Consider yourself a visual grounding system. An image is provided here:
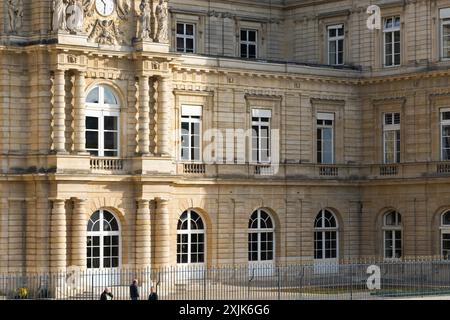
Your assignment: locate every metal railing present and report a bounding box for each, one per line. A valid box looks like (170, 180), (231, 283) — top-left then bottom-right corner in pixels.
(2, 258), (450, 300)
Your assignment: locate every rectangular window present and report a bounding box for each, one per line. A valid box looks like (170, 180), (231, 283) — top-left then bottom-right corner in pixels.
(176, 23), (195, 53)
(384, 16), (401, 67)
(252, 109), (271, 164)
(441, 110), (450, 160)
(86, 115), (119, 157)
(181, 105), (202, 162)
(240, 29), (257, 59)
(384, 230), (402, 259)
(383, 112), (401, 164)
(327, 25), (344, 65)
(317, 113), (334, 164)
(441, 9), (450, 60)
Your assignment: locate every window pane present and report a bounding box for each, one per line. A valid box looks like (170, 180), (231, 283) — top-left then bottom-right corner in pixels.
(176, 23), (184, 35)
(241, 44), (247, 58)
(103, 88), (117, 105)
(104, 116), (118, 131)
(104, 132), (118, 150)
(186, 24), (194, 35)
(186, 39), (194, 52)
(86, 87), (99, 104)
(241, 30), (247, 41)
(177, 37), (185, 52)
(86, 117), (99, 130)
(249, 45), (256, 58)
(86, 131), (99, 149)
(248, 31), (256, 42)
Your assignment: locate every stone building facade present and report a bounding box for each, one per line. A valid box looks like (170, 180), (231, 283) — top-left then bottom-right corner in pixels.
(1, 0), (450, 274)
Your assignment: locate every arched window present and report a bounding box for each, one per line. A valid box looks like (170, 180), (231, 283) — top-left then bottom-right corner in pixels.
(87, 210), (120, 269)
(441, 210), (450, 259)
(314, 209), (338, 260)
(248, 209), (275, 262)
(177, 210), (205, 264)
(85, 85), (120, 157)
(383, 210), (402, 259)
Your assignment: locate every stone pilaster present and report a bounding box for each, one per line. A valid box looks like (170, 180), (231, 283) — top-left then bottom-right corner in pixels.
(73, 71), (87, 154)
(71, 199), (87, 268)
(52, 70), (67, 154)
(138, 75), (151, 155)
(50, 199), (67, 272)
(0, 199), (8, 272)
(157, 75), (173, 157)
(25, 198), (37, 273)
(154, 198), (170, 267)
(136, 199), (151, 268)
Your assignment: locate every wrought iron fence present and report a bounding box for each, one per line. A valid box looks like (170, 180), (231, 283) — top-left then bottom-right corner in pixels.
(1, 258), (450, 300)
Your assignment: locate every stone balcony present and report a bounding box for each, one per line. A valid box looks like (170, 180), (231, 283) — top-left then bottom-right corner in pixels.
(8, 154), (450, 182)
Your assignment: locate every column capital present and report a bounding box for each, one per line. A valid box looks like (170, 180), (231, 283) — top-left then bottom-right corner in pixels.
(73, 198), (88, 205)
(50, 198), (66, 205)
(137, 198), (150, 207)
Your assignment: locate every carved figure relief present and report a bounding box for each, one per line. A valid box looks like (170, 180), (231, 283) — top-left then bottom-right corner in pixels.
(52, 0), (67, 31)
(7, 0), (23, 33)
(66, 1), (84, 33)
(155, 0), (168, 43)
(138, 0), (152, 40)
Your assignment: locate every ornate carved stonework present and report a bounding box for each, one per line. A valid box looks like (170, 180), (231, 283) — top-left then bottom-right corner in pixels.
(7, 0), (23, 33)
(73, 0), (132, 45)
(155, 0), (168, 43)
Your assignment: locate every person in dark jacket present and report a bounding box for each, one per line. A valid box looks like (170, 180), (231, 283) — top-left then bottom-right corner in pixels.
(130, 279), (139, 300)
(100, 287), (113, 300)
(148, 286), (158, 301)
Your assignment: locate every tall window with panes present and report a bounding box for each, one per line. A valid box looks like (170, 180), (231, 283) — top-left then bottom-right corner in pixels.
(181, 105), (202, 162)
(317, 113), (334, 164)
(327, 25), (344, 65)
(383, 113), (401, 164)
(240, 29), (257, 59)
(176, 23), (195, 53)
(384, 16), (401, 67)
(441, 110), (450, 161)
(441, 9), (450, 60)
(252, 109), (271, 164)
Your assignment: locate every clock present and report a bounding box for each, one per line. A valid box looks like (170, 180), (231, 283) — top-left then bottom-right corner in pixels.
(95, 0), (115, 17)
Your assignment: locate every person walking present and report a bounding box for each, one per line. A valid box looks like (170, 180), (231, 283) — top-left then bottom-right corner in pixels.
(148, 286), (158, 301)
(130, 279), (140, 300)
(100, 287), (113, 300)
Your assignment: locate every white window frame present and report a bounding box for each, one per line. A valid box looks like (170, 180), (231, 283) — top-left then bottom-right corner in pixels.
(176, 22), (196, 53)
(440, 9), (450, 60)
(314, 209), (339, 262)
(441, 108), (450, 161)
(248, 209), (275, 264)
(383, 112), (401, 164)
(251, 109), (271, 164)
(383, 211), (402, 260)
(383, 16), (401, 67)
(176, 210), (206, 265)
(86, 85), (121, 157)
(87, 209), (121, 270)
(180, 105), (202, 162)
(441, 210), (450, 260)
(327, 24), (344, 66)
(317, 113), (335, 164)
(240, 29), (258, 59)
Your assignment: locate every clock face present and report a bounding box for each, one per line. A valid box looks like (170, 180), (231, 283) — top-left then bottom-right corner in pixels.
(95, 0), (115, 17)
